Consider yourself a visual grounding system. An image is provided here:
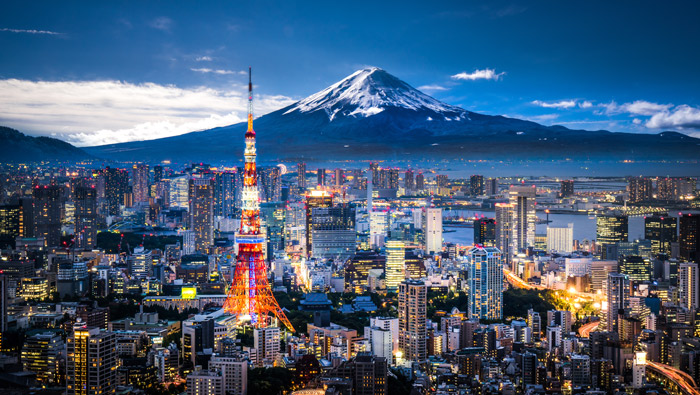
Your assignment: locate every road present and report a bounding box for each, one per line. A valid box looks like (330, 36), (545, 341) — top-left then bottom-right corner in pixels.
(578, 321), (600, 338)
(647, 361), (700, 395)
(503, 267), (545, 290)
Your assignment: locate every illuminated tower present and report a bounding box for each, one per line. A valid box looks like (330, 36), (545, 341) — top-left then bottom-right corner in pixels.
(223, 68), (294, 332)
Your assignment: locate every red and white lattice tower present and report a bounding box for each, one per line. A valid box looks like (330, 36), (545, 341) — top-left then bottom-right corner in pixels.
(223, 67), (294, 332)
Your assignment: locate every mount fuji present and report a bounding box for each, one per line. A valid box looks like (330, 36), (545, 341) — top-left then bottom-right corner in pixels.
(85, 67), (700, 163)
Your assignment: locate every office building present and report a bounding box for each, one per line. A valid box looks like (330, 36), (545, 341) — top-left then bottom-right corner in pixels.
(645, 216), (677, 256)
(679, 214), (700, 262)
(310, 206), (355, 260)
(424, 207), (442, 254)
(547, 310), (572, 333)
(474, 218), (496, 246)
(385, 240), (405, 292)
(470, 175), (484, 196)
(510, 186), (536, 253)
(208, 356), (248, 395)
(398, 279), (427, 363)
(132, 164), (149, 203)
(620, 256), (651, 283)
(182, 317), (215, 365)
(597, 215), (628, 259)
(334, 168), (344, 187)
(571, 354), (591, 386)
(404, 169), (414, 191)
(317, 168), (326, 187)
(305, 191), (333, 256)
(657, 177), (696, 201)
(213, 171), (237, 219)
(495, 203), (514, 263)
(186, 367), (223, 395)
(66, 323), (117, 395)
(485, 178), (498, 196)
(345, 252), (386, 293)
(254, 327), (280, 367)
(297, 162), (306, 189)
(606, 273), (630, 332)
(153, 165), (164, 183)
(74, 186), (97, 249)
(590, 260), (618, 293)
(560, 180), (575, 197)
(33, 185), (62, 247)
(189, 178), (214, 253)
(547, 224), (573, 253)
(467, 246), (503, 321)
(415, 173), (425, 190)
(324, 353), (387, 395)
(679, 262), (699, 310)
(168, 175), (190, 209)
(0, 204), (23, 247)
(104, 167), (129, 216)
(627, 177), (653, 203)
(527, 309), (541, 339)
(259, 166), (282, 202)
(21, 332), (63, 385)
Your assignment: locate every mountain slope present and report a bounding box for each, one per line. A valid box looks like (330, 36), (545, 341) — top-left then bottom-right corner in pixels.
(86, 68), (700, 162)
(0, 126), (91, 163)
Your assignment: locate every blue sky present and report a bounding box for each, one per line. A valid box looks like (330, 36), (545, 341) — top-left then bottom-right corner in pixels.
(1, 0), (700, 146)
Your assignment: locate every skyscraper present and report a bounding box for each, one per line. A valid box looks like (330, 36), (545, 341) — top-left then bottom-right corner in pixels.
(297, 162), (307, 189)
(560, 180), (575, 197)
(679, 262), (699, 310)
(436, 174), (448, 188)
(474, 218), (496, 246)
(310, 206), (355, 260)
(404, 169), (414, 191)
(679, 214), (700, 262)
(317, 168), (326, 187)
(66, 323), (117, 395)
(485, 178), (498, 196)
(606, 273), (630, 332)
(132, 164), (149, 203)
(620, 256), (651, 283)
(495, 203), (514, 264)
(415, 172), (425, 191)
(153, 165), (164, 184)
(424, 207), (442, 255)
(510, 185), (536, 253)
(334, 168), (344, 187)
(74, 186), (97, 249)
(33, 185), (62, 247)
(467, 246), (503, 321)
(0, 204), (23, 247)
(398, 279), (426, 363)
(104, 167), (128, 216)
(597, 215), (629, 259)
(627, 177), (652, 203)
(470, 175), (484, 196)
(189, 178), (214, 253)
(254, 327), (280, 367)
(644, 216), (677, 256)
(385, 240), (405, 292)
(547, 224), (573, 253)
(22, 332), (63, 385)
(305, 191), (333, 256)
(213, 171), (237, 218)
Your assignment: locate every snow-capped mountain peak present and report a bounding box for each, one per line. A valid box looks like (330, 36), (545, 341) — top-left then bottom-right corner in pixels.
(283, 67), (465, 121)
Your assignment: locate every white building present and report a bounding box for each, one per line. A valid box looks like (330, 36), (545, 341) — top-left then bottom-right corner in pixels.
(679, 262), (699, 310)
(370, 317), (399, 355)
(254, 327), (280, 367)
(424, 207), (443, 254)
(209, 356), (248, 395)
(547, 224), (574, 253)
(565, 257), (591, 278)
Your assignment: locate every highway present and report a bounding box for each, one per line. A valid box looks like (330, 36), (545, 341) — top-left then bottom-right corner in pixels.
(503, 267), (545, 290)
(647, 361), (700, 395)
(578, 321), (599, 338)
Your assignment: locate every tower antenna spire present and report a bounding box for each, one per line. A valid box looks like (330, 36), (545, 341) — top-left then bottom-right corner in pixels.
(247, 66), (253, 133)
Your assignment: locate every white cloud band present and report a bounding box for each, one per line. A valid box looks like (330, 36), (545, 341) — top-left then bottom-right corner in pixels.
(451, 68), (505, 81)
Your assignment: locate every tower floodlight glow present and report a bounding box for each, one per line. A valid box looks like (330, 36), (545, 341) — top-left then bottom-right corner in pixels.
(223, 67), (294, 332)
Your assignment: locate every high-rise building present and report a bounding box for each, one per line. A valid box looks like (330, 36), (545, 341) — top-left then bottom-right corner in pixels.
(74, 186), (97, 249)
(679, 262), (699, 310)
(522, 351), (538, 385)
(385, 240), (405, 292)
(597, 215), (629, 259)
(305, 191), (333, 256)
(644, 216), (677, 256)
(132, 164), (149, 203)
(627, 177), (653, 203)
(317, 168), (326, 187)
(297, 162), (307, 189)
(415, 173), (425, 191)
(324, 353), (387, 395)
(571, 354), (591, 387)
(436, 174), (448, 189)
(404, 170), (414, 191)
(620, 256), (651, 283)
(485, 178), (498, 196)
(495, 203), (514, 263)
(22, 332), (63, 385)
(104, 167), (129, 216)
(424, 207), (442, 254)
(186, 367), (222, 395)
(168, 175), (190, 209)
(527, 309), (541, 339)
(213, 171), (237, 218)
(657, 177), (696, 201)
(254, 327), (280, 367)
(189, 178), (214, 253)
(547, 224), (573, 253)
(398, 279), (426, 363)
(560, 180), (575, 198)
(208, 356), (248, 395)
(0, 204), (23, 247)
(470, 175), (484, 196)
(467, 246), (503, 321)
(33, 185), (62, 247)
(310, 206), (355, 260)
(510, 186), (536, 253)
(474, 218), (496, 247)
(66, 323), (117, 395)
(590, 260), (618, 293)
(606, 273), (630, 332)
(153, 165), (164, 184)
(679, 214), (700, 262)
(334, 168), (344, 187)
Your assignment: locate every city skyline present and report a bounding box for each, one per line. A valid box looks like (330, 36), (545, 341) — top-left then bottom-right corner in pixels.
(2, 1), (700, 146)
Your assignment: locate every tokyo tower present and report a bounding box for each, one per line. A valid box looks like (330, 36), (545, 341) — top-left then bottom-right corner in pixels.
(223, 68), (294, 332)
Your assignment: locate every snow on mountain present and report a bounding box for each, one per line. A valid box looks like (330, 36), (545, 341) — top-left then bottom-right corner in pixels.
(283, 67), (466, 121)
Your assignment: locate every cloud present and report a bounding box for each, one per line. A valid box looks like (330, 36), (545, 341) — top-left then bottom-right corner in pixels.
(0, 27), (63, 35)
(196, 56), (213, 62)
(451, 68), (505, 81)
(0, 79), (295, 146)
(579, 101), (593, 109)
(417, 84), (448, 92)
(645, 105), (700, 130)
(190, 68), (245, 75)
(531, 100), (577, 109)
(149, 17), (174, 32)
(602, 100), (673, 116)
